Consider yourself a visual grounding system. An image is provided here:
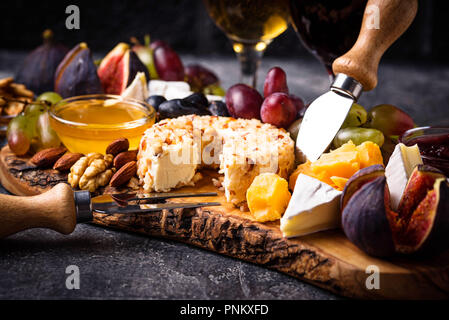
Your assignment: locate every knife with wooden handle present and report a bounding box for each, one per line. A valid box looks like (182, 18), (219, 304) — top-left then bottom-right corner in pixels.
(297, 0), (418, 162)
(0, 183), (220, 238)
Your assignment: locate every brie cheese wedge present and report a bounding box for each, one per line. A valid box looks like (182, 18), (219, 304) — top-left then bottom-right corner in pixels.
(280, 174), (342, 238)
(148, 80), (192, 100)
(385, 143), (423, 210)
(122, 72), (149, 101)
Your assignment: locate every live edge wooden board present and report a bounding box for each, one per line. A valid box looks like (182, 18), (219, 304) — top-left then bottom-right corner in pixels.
(1, 146), (448, 299)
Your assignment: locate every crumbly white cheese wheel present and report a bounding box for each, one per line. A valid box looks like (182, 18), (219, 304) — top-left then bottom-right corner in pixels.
(137, 115), (295, 205)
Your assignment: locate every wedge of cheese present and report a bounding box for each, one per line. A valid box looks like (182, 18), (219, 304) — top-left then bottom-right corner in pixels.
(148, 80), (192, 100)
(121, 72), (149, 101)
(280, 174), (342, 238)
(385, 143), (423, 210)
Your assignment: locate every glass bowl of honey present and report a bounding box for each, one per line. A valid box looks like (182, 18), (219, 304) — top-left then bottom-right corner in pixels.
(49, 95), (156, 154)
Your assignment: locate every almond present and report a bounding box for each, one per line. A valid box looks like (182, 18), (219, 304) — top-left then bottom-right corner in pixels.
(109, 161), (137, 187)
(0, 77), (13, 88)
(53, 153), (84, 171)
(30, 147), (67, 168)
(106, 138), (129, 156)
(114, 150), (138, 169)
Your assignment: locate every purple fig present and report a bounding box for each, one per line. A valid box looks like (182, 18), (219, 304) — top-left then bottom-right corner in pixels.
(342, 164), (449, 257)
(16, 30), (69, 94)
(342, 176), (396, 257)
(54, 43), (102, 98)
(341, 164), (385, 211)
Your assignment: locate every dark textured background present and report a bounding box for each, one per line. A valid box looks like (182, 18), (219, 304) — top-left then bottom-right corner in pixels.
(1, 0), (449, 301)
(0, 0), (447, 63)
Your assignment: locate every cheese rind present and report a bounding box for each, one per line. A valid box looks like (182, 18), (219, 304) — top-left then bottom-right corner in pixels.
(385, 143), (423, 210)
(280, 174), (342, 238)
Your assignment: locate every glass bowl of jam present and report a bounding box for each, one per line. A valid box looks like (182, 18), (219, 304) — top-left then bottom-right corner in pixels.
(49, 95), (156, 154)
(400, 126), (449, 176)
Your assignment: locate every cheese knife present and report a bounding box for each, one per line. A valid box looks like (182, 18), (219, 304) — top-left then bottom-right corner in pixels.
(296, 0), (418, 162)
(0, 183), (220, 238)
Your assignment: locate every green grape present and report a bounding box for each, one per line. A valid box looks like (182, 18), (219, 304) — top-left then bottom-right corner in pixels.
(6, 115), (32, 155)
(36, 112), (61, 149)
(333, 127), (385, 148)
(36, 92), (63, 105)
(341, 103), (367, 128)
(24, 103), (47, 117)
(203, 84), (226, 97)
(138, 48), (159, 80)
(24, 103), (46, 137)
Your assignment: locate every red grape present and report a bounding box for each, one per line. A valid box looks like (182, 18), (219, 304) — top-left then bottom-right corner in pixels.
(150, 40), (168, 51)
(263, 67), (289, 98)
(8, 131), (30, 156)
(7, 115), (31, 156)
(153, 44), (184, 81)
(260, 93), (296, 128)
(225, 84), (263, 120)
(185, 64), (219, 92)
(289, 94), (306, 117)
(365, 104), (415, 137)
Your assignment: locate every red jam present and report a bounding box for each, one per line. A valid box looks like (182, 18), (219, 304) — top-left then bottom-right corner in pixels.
(401, 127), (449, 176)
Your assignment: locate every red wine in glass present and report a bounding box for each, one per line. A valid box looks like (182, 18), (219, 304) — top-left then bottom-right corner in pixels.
(289, 0), (367, 79)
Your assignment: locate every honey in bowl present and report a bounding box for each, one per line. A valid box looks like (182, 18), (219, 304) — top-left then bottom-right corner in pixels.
(49, 95), (155, 154)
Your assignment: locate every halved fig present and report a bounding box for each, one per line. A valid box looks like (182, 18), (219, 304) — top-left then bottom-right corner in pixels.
(341, 164), (385, 211)
(97, 43), (150, 95)
(342, 162), (449, 257)
(395, 177), (449, 255)
(54, 43), (102, 98)
(397, 165), (445, 224)
(342, 176), (396, 257)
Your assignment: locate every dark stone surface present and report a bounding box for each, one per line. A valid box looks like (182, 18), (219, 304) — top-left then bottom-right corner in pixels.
(1, 53), (449, 300)
(1, 0), (448, 64)
(0, 225), (336, 300)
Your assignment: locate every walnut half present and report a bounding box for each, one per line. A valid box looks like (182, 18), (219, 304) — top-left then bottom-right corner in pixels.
(68, 154), (115, 192)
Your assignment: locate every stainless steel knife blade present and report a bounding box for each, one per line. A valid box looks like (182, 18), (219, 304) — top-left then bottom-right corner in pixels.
(90, 193), (220, 215)
(296, 74), (363, 162)
(92, 200), (221, 214)
(296, 90), (354, 162)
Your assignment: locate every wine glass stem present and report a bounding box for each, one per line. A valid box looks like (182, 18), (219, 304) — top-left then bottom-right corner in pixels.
(233, 42), (265, 88)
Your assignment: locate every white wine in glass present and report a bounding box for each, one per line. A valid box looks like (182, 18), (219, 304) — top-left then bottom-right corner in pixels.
(203, 0), (290, 87)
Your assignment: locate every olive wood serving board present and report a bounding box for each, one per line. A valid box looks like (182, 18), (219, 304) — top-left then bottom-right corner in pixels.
(1, 145), (448, 299)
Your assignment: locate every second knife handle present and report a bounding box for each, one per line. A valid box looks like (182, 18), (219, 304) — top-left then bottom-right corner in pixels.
(332, 0), (418, 91)
(0, 183), (77, 238)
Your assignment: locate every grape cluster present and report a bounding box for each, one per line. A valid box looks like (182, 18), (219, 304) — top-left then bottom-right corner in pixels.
(225, 67), (305, 129)
(7, 92), (62, 156)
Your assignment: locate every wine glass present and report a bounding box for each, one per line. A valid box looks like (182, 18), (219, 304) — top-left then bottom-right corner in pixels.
(289, 0), (367, 80)
(202, 0), (290, 87)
